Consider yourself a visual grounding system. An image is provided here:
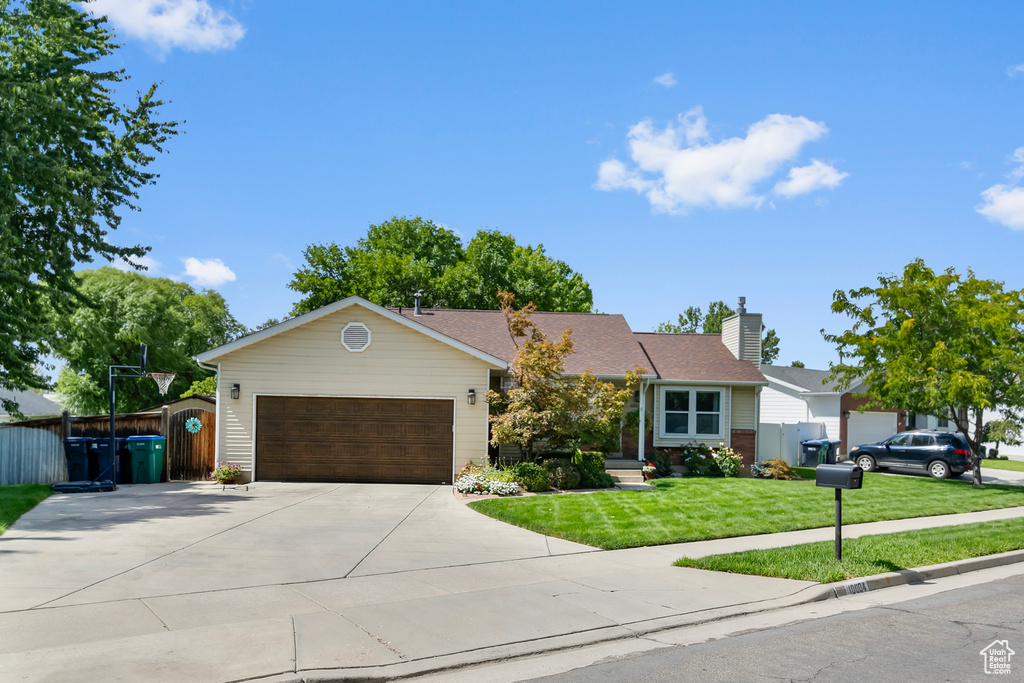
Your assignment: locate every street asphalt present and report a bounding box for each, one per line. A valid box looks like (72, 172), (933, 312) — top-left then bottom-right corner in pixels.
(1, 480), (1024, 682)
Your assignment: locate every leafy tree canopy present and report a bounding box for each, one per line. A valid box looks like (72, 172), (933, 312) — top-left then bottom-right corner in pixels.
(181, 376), (218, 399)
(288, 217), (593, 315)
(656, 301), (781, 365)
(790, 360), (806, 368)
(823, 259), (1024, 486)
(487, 292), (642, 459)
(48, 268), (244, 414)
(0, 0), (178, 417)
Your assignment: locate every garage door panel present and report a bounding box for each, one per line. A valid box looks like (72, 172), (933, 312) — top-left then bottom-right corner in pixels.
(255, 396), (453, 484)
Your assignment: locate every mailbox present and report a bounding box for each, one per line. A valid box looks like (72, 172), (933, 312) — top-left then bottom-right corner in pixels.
(815, 463), (863, 490)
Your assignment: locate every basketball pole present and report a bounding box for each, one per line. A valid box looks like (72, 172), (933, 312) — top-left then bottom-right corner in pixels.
(107, 344), (149, 491)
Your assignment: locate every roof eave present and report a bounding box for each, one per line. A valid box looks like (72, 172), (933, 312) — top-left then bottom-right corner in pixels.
(196, 296), (508, 369)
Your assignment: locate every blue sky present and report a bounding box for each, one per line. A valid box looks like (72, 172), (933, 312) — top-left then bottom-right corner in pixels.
(84, 1), (1024, 369)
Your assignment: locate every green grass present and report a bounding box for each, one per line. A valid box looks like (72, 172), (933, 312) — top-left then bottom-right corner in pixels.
(467, 467), (1024, 550)
(981, 459), (1024, 472)
(675, 517), (1024, 582)
(0, 485), (51, 536)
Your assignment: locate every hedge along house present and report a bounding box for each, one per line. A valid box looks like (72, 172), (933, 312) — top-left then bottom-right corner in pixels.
(195, 295), (768, 484)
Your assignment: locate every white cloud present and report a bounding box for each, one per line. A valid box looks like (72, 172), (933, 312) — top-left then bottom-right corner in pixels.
(977, 185), (1024, 229)
(774, 159), (849, 197)
(182, 257), (236, 286)
(596, 107), (843, 213)
(976, 146), (1024, 229)
(1008, 64), (1024, 77)
(85, 0), (245, 53)
(111, 254), (161, 272)
(653, 72), (677, 87)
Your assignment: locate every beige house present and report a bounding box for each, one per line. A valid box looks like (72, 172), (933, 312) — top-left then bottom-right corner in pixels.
(195, 295), (768, 484)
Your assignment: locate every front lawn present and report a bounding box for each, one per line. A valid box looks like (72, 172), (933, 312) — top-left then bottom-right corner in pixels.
(0, 485), (51, 536)
(467, 468), (1024, 550)
(981, 459), (1024, 472)
(675, 517), (1024, 582)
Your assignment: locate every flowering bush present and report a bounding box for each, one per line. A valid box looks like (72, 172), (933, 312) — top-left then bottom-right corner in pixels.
(641, 463), (656, 474)
(210, 462), (242, 484)
(454, 473), (520, 496)
(714, 447), (742, 478)
(681, 443), (720, 476)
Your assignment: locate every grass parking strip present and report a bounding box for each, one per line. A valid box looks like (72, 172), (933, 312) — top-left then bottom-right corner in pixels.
(981, 459), (1024, 473)
(467, 468), (1024, 550)
(0, 484), (51, 536)
(674, 517), (1024, 582)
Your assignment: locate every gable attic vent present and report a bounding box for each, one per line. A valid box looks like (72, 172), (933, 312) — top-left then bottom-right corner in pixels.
(341, 322), (371, 352)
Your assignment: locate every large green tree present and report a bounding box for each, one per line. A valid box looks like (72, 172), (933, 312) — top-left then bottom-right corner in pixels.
(288, 217), (593, 315)
(823, 259), (1024, 486)
(656, 301), (781, 365)
(48, 268), (244, 414)
(0, 0), (178, 416)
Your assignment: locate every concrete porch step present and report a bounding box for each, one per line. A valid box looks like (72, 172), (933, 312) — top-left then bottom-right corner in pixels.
(605, 469), (646, 484)
(603, 458), (643, 470)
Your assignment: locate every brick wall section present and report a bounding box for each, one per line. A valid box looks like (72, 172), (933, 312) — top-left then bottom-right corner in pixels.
(730, 428), (757, 476)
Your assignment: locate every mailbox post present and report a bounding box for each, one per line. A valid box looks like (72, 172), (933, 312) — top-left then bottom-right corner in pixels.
(815, 464), (864, 561)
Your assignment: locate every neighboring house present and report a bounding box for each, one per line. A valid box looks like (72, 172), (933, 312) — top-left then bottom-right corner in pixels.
(194, 295), (767, 484)
(137, 395), (216, 415)
(0, 388), (62, 424)
(757, 365), (958, 461)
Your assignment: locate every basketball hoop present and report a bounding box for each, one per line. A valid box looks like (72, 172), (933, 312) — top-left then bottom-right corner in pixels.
(149, 373), (176, 396)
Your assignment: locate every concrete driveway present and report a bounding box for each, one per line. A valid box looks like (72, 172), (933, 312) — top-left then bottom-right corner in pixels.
(0, 482), (593, 612)
(0, 482), (824, 682)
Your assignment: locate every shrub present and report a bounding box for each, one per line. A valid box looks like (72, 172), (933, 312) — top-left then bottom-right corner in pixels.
(681, 444), (722, 477)
(579, 469), (616, 489)
(755, 458), (799, 480)
(714, 447), (742, 478)
(654, 452), (674, 477)
(571, 450), (605, 478)
(543, 458), (581, 489)
(508, 462), (551, 492)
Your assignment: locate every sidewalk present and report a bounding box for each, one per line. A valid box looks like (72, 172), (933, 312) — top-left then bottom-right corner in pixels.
(3, 504), (1024, 683)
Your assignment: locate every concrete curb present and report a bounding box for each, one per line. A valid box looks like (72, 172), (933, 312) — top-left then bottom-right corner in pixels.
(250, 549), (1024, 683)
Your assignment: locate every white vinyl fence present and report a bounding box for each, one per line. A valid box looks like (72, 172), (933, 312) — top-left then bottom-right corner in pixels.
(0, 426), (66, 485)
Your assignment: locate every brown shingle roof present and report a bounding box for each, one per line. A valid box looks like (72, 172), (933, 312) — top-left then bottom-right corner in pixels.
(394, 308), (650, 376)
(635, 333), (768, 383)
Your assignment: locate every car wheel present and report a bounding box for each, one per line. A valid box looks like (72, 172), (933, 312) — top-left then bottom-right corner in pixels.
(928, 460), (951, 479)
(856, 455), (877, 472)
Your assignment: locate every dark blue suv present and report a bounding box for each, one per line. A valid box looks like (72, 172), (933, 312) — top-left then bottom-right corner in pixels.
(848, 430), (972, 479)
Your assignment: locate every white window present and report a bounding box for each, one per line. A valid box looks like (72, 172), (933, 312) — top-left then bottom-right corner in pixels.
(660, 387), (724, 438)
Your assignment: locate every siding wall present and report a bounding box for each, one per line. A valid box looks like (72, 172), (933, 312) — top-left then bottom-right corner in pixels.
(215, 305), (500, 480)
(806, 395), (841, 441)
(759, 385), (808, 424)
(721, 314), (763, 367)
(731, 386), (756, 430)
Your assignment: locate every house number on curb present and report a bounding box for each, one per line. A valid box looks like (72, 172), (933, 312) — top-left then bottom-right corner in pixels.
(844, 580), (869, 595)
(185, 417), (202, 434)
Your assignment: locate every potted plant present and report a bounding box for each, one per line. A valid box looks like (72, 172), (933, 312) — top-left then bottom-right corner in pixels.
(211, 461), (242, 485)
(642, 462), (657, 480)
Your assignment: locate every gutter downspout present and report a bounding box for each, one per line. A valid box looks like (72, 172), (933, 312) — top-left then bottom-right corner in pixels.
(638, 379), (647, 461)
(754, 384), (762, 464)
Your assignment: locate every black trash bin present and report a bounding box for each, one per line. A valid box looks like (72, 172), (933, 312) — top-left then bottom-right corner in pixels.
(62, 437), (92, 481)
(90, 438), (130, 484)
(801, 439), (841, 466)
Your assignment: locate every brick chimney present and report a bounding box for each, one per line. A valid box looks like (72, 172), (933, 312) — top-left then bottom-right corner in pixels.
(721, 296), (762, 368)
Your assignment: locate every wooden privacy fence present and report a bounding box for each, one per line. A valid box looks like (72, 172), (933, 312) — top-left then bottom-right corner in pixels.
(167, 408), (215, 480)
(0, 408), (216, 484)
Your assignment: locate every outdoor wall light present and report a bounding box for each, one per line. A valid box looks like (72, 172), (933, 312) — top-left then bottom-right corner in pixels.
(467, 388), (476, 405)
(231, 383), (240, 400)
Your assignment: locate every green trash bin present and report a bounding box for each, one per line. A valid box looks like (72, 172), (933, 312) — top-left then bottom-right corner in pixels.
(126, 435), (166, 484)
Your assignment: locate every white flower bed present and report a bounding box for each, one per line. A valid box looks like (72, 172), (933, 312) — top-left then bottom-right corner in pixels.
(454, 473), (520, 496)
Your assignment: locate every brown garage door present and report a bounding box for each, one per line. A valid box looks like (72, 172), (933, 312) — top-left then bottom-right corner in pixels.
(255, 396), (453, 484)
